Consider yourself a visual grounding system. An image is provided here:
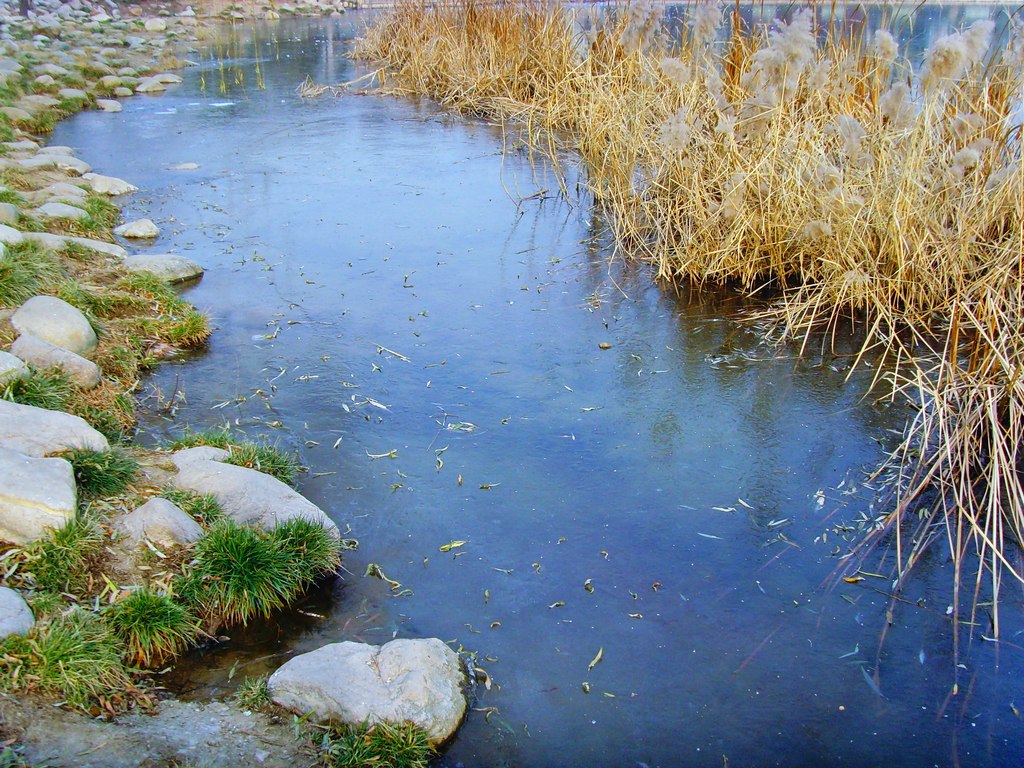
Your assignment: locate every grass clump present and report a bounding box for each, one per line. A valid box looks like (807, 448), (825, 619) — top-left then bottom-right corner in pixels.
(224, 443), (301, 486)
(159, 488), (226, 528)
(0, 609), (131, 710)
(103, 589), (199, 666)
(1, 367), (73, 411)
(168, 426), (234, 451)
(24, 514), (103, 594)
(0, 241), (63, 306)
(318, 721), (434, 768)
(60, 447), (139, 501)
(179, 518), (341, 629)
(234, 674), (270, 711)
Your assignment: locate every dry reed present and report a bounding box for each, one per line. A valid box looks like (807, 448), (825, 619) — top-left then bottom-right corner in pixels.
(353, 1), (1024, 645)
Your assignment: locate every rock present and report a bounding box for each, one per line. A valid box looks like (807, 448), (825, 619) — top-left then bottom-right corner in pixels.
(95, 98), (122, 112)
(16, 94), (59, 112)
(36, 201), (88, 220)
(23, 232), (127, 259)
(18, 154), (92, 175)
(82, 172), (137, 196)
(113, 86), (133, 98)
(0, 350), (28, 386)
(154, 72), (182, 84)
(3, 140), (38, 153)
(0, 203), (17, 224)
(0, 399), (108, 457)
(38, 63), (69, 77)
(0, 106), (32, 122)
(0, 225), (24, 245)
(0, 446), (76, 544)
(0, 587), (34, 638)
(134, 77), (165, 94)
(98, 75), (122, 89)
(122, 254), (203, 284)
(172, 451), (338, 534)
(143, 18), (166, 32)
(267, 638), (467, 745)
(37, 181), (87, 200)
(34, 74), (56, 87)
(11, 295), (97, 356)
(119, 498), (202, 548)
(114, 218), (159, 239)
(57, 87), (88, 101)
(10, 333), (101, 388)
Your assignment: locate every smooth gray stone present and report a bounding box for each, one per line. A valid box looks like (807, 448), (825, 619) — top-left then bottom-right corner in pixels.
(23, 231), (127, 259)
(114, 218), (159, 239)
(0, 398), (108, 457)
(0, 350), (28, 386)
(11, 294), (97, 356)
(36, 201), (88, 220)
(120, 497), (203, 548)
(122, 254), (203, 284)
(0, 446), (76, 544)
(11, 333), (101, 388)
(0, 586), (34, 638)
(268, 638), (466, 745)
(81, 172), (137, 195)
(172, 450), (338, 534)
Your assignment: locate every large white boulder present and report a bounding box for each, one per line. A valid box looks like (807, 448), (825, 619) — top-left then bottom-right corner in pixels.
(11, 295), (97, 356)
(268, 638), (467, 745)
(0, 398), (108, 456)
(0, 446), (76, 544)
(10, 333), (101, 389)
(172, 449), (338, 534)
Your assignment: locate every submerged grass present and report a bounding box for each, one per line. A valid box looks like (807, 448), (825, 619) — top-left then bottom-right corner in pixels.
(355, 1), (1024, 645)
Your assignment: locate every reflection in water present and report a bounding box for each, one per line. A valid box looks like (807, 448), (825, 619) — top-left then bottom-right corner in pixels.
(53, 10), (1024, 768)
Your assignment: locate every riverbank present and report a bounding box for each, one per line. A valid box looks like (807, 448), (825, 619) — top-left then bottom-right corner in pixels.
(0, 3), (333, 765)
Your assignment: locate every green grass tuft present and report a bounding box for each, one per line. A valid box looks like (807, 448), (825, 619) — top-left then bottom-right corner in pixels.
(0, 241), (64, 306)
(103, 589), (199, 667)
(318, 721), (434, 768)
(0, 608), (131, 710)
(25, 514), (103, 594)
(167, 426), (234, 451)
(179, 518), (340, 629)
(273, 517), (343, 583)
(179, 520), (298, 627)
(60, 447), (139, 500)
(234, 675), (270, 711)
(159, 488), (225, 528)
(225, 443), (301, 486)
(2, 367), (73, 411)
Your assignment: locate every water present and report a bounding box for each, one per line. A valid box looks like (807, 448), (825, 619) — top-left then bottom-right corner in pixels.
(53, 11), (1024, 768)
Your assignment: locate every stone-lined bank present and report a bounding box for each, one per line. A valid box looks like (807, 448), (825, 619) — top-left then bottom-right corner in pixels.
(0, 2), (467, 764)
